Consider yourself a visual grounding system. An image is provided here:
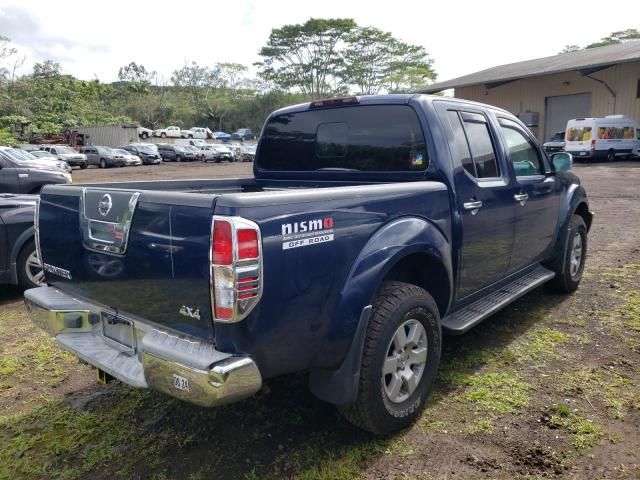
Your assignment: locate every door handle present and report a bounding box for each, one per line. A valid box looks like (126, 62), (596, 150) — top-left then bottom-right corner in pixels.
(463, 200), (483, 214)
(514, 193), (529, 204)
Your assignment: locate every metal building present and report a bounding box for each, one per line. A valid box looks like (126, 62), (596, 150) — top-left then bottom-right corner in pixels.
(419, 41), (640, 142)
(74, 124), (139, 148)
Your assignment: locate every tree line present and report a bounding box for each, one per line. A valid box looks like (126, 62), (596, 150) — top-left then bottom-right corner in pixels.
(0, 18), (436, 144)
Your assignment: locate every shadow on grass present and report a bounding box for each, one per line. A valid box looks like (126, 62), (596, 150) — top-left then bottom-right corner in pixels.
(0, 287), (573, 480)
(0, 285), (24, 306)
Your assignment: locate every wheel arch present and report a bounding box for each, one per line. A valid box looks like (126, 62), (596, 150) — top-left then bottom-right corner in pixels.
(309, 216), (452, 405)
(9, 227), (35, 284)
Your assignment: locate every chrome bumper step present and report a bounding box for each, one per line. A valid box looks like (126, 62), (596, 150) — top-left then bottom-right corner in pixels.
(24, 286), (262, 408)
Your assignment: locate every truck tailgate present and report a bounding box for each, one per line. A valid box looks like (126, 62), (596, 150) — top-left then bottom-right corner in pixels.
(38, 186), (217, 341)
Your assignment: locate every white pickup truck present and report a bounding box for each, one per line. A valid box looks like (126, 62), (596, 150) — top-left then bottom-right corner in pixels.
(153, 126), (181, 138)
(181, 127), (212, 139)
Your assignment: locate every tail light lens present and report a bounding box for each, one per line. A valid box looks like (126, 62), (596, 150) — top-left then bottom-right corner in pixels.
(591, 139), (596, 151)
(210, 217), (262, 323)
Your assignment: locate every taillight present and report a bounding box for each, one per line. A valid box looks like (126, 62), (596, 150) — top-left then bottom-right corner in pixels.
(591, 139), (596, 151)
(210, 217), (262, 323)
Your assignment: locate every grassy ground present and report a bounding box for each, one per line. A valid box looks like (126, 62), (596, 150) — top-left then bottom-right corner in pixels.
(1, 161), (639, 479)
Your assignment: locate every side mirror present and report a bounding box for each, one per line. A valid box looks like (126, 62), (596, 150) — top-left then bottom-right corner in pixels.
(551, 152), (572, 173)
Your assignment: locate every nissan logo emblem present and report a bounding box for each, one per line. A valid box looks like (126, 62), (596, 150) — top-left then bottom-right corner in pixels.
(98, 193), (113, 217)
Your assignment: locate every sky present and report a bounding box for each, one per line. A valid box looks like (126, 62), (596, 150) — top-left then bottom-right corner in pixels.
(1, 0), (639, 85)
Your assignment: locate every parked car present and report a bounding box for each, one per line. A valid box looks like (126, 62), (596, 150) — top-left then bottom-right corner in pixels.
(230, 128), (255, 141)
(39, 145), (88, 169)
(239, 144), (257, 162)
(0, 146), (72, 193)
(138, 127), (154, 139)
(226, 143), (243, 161)
(565, 115), (639, 161)
(157, 144), (196, 162)
(25, 94), (592, 436)
(79, 146), (125, 168)
(0, 194), (44, 289)
(120, 144), (162, 165)
(15, 149), (72, 173)
(181, 127), (213, 139)
(112, 149), (142, 166)
(212, 131), (231, 142)
(153, 126), (181, 138)
(200, 144), (233, 162)
(543, 131), (565, 154)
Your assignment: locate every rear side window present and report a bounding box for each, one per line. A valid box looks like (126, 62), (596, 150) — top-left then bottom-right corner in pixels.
(445, 110), (475, 176)
(460, 112), (499, 178)
(259, 105), (428, 171)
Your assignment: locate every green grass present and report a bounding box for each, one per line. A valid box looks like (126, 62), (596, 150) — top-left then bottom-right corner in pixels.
(547, 405), (605, 450)
(461, 372), (532, 413)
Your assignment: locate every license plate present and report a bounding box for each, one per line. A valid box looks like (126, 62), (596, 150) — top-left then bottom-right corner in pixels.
(102, 313), (135, 350)
(173, 374), (190, 392)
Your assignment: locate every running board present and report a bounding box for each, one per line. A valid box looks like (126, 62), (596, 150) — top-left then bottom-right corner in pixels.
(442, 266), (555, 334)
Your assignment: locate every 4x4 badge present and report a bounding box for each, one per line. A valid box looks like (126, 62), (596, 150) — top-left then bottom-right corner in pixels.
(98, 194), (112, 217)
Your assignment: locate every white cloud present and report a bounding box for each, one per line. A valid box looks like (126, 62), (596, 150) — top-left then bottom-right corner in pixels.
(1, 0), (638, 83)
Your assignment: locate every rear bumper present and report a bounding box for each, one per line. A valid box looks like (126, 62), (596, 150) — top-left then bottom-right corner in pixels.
(24, 286), (262, 407)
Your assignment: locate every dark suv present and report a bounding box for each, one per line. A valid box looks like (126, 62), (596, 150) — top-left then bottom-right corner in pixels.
(79, 146), (125, 168)
(0, 147), (71, 194)
(230, 128), (255, 141)
(120, 144), (162, 165)
(156, 144), (196, 162)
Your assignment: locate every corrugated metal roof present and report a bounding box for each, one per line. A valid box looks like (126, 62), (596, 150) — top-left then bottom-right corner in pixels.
(418, 40), (640, 93)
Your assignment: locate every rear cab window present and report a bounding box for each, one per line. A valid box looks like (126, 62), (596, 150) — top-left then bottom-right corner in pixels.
(258, 104), (428, 172)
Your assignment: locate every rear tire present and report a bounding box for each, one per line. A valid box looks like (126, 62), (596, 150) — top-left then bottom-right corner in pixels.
(607, 150), (615, 162)
(80, 162), (88, 169)
(161, 132), (167, 138)
(547, 215), (587, 293)
(176, 155), (182, 162)
(338, 281), (441, 435)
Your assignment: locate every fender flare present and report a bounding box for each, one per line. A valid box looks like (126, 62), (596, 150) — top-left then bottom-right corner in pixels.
(544, 184), (592, 274)
(9, 226), (35, 284)
(309, 216), (452, 405)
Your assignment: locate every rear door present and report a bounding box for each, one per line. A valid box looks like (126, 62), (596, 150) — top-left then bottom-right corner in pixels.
(498, 117), (563, 270)
(436, 103), (515, 298)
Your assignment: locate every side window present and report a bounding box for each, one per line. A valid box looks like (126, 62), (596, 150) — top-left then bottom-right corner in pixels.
(445, 110), (475, 177)
(461, 112), (499, 178)
(499, 120), (543, 177)
(0, 151), (10, 167)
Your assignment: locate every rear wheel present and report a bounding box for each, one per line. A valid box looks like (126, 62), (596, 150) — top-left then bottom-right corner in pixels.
(141, 132), (149, 139)
(338, 281), (441, 435)
(161, 132), (167, 138)
(176, 155), (182, 162)
(548, 215), (587, 293)
(607, 150), (616, 162)
(80, 162), (88, 169)
(17, 240), (45, 289)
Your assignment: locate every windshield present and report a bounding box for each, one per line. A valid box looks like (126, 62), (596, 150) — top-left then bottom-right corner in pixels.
(8, 149), (36, 161)
(141, 145), (158, 153)
(57, 146), (77, 155)
(259, 104), (428, 172)
(566, 126), (592, 142)
(551, 132), (564, 141)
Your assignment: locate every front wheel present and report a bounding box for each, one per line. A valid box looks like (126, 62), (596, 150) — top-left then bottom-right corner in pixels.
(339, 281), (441, 435)
(547, 215), (587, 293)
(141, 132), (149, 139)
(176, 155), (182, 162)
(161, 132), (167, 138)
(100, 159), (106, 169)
(17, 240), (45, 289)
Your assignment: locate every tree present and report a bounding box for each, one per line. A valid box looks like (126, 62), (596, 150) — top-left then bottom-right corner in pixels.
(0, 36), (17, 81)
(256, 18), (357, 98)
(118, 62), (156, 93)
(559, 44), (581, 54)
(586, 28), (640, 48)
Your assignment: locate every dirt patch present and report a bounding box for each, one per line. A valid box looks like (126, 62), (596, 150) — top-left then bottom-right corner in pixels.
(1, 160), (639, 479)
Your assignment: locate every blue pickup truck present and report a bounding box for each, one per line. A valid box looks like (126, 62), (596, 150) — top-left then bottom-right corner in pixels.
(25, 95), (592, 434)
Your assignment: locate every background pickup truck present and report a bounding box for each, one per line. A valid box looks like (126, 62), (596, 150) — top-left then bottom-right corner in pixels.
(26, 94), (592, 435)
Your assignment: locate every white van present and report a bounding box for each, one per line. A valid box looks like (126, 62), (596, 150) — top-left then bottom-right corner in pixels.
(564, 115), (639, 161)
